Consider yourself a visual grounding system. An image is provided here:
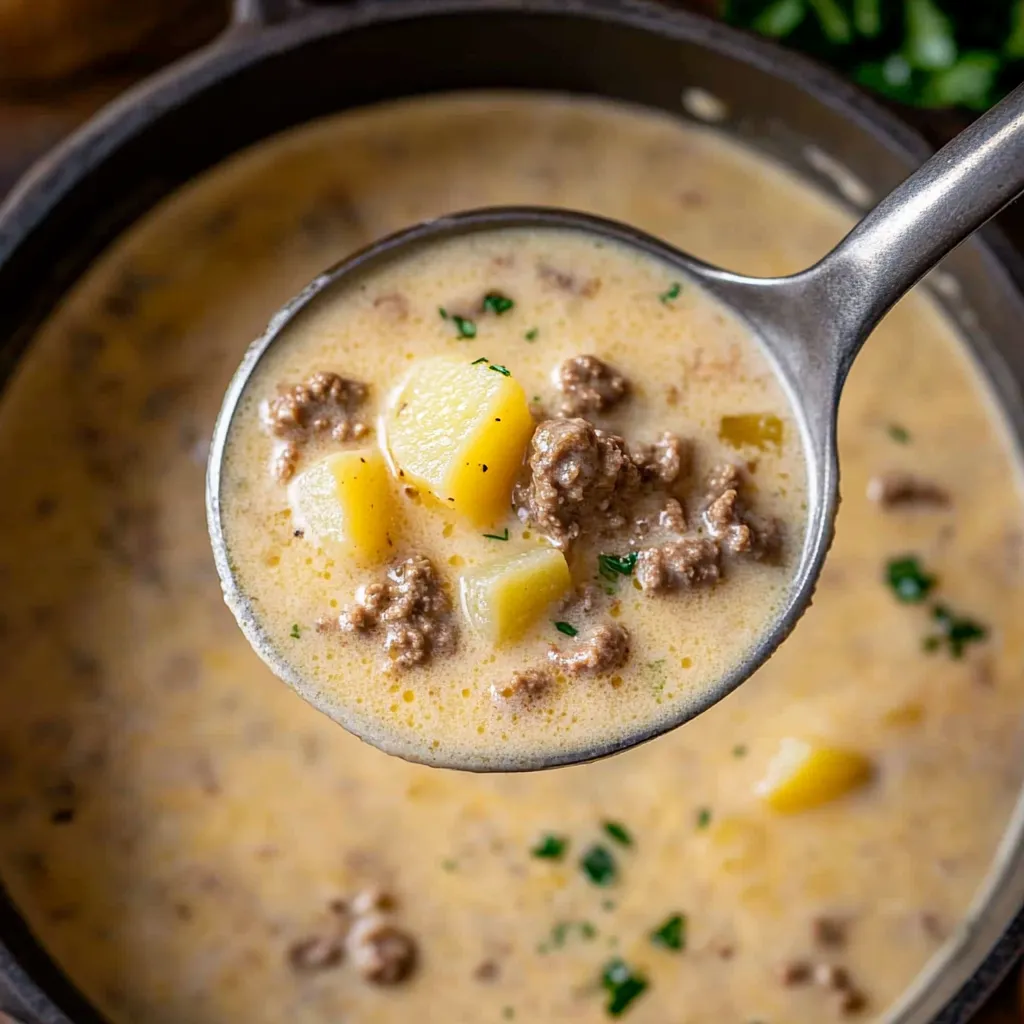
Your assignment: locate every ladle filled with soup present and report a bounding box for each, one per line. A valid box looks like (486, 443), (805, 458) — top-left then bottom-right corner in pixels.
(214, 225), (809, 770)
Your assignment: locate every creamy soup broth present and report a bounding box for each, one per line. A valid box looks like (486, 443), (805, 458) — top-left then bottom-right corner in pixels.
(0, 95), (1021, 1024)
(219, 226), (806, 768)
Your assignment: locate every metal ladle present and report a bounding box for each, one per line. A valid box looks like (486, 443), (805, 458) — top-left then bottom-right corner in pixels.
(207, 83), (1024, 772)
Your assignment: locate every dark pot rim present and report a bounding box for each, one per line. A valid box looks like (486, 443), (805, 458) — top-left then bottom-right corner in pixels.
(0, 3), (1022, 1023)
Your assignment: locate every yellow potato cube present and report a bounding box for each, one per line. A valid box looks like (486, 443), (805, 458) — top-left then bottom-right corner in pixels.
(288, 449), (395, 564)
(755, 738), (873, 814)
(385, 356), (535, 525)
(460, 547), (571, 645)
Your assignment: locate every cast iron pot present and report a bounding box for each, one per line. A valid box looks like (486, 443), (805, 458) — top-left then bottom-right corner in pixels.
(1, 1), (1024, 1021)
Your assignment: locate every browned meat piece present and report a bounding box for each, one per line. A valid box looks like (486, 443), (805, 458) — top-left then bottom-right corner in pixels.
(538, 262), (601, 297)
(779, 960), (813, 986)
(631, 432), (691, 485)
(288, 934), (343, 972)
(701, 462), (782, 560)
(339, 555), (456, 670)
(837, 988), (867, 1014)
(812, 916), (847, 948)
(560, 584), (600, 615)
(555, 355), (629, 416)
(814, 964), (851, 990)
(261, 370), (370, 481)
(513, 418), (639, 549)
(492, 666), (553, 704)
(549, 622), (630, 675)
(658, 498), (687, 534)
(636, 538), (721, 592)
(867, 472), (950, 508)
(346, 916), (417, 985)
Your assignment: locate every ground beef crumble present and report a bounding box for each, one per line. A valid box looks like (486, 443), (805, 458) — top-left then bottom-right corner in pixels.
(867, 472), (950, 508)
(636, 537), (721, 592)
(549, 622), (630, 675)
(701, 462), (782, 560)
(555, 355), (629, 417)
(631, 431), (691, 486)
(338, 555), (456, 670)
(261, 370), (370, 482)
(513, 418), (640, 549)
(491, 666), (553, 705)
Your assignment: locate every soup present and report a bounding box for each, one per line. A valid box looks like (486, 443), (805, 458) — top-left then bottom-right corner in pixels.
(0, 94), (1021, 1024)
(217, 226), (807, 768)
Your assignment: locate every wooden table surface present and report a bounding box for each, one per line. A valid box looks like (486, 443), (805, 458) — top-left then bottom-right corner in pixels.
(0, 7), (1020, 1023)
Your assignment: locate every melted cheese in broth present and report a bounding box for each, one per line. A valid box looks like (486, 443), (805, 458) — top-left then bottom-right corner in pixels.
(0, 94), (1020, 1024)
(219, 227), (807, 768)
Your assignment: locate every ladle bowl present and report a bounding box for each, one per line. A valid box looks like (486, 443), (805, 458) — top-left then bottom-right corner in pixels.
(207, 81), (1024, 772)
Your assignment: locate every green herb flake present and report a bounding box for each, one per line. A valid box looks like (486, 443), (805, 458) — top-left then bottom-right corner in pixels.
(887, 423), (911, 444)
(602, 898), (617, 912)
(659, 282), (682, 305)
(601, 958), (649, 1017)
(554, 621), (579, 638)
(440, 307), (477, 338)
(471, 356), (489, 365)
(488, 363), (511, 377)
(531, 833), (568, 860)
(732, 744), (748, 758)
(482, 291), (515, 315)
(548, 920), (598, 950)
(695, 807), (712, 830)
(598, 552), (639, 582)
(925, 604), (988, 658)
(289, 623), (301, 639)
(441, 858), (458, 872)
(580, 844), (617, 887)
(502, 1008), (515, 1021)
(603, 821), (632, 847)
(650, 913), (686, 951)
(483, 527), (510, 541)
(886, 555), (937, 603)
(525, 327), (539, 341)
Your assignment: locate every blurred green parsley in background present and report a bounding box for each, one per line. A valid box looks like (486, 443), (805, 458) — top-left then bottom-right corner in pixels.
(723, 0), (1024, 109)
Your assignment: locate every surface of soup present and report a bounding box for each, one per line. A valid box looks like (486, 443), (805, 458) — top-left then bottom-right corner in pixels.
(218, 226), (806, 768)
(0, 94), (1021, 1024)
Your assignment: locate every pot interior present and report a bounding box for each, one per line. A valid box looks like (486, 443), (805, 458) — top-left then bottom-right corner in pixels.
(1, 4), (1023, 1024)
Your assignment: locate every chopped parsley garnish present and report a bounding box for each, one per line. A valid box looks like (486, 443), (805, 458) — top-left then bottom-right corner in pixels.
(888, 423), (911, 443)
(439, 307), (477, 338)
(695, 807), (712, 829)
(488, 363), (511, 377)
(531, 833), (568, 860)
(659, 282), (682, 304)
(732, 743), (748, 758)
(482, 291), (515, 315)
(925, 604), (988, 658)
(886, 555), (937, 603)
(650, 913), (686, 951)
(483, 527), (510, 541)
(601, 958), (649, 1017)
(554, 621), (579, 637)
(471, 356), (489, 365)
(580, 844), (617, 886)
(603, 821), (633, 847)
(598, 552), (639, 582)
(525, 327), (539, 341)
(441, 858), (458, 872)
(543, 920), (598, 951)
(502, 1008), (515, 1020)
(289, 623), (301, 639)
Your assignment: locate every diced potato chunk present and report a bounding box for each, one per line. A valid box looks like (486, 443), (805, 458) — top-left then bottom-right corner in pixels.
(755, 738), (873, 814)
(288, 449), (395, 564)
(718, 413), (783, 452)
(460, 547), (571, 645)
(385, 356), (535, 525)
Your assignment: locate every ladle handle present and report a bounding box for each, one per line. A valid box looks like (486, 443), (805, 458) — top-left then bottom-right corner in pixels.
(814, 80), (1024, 375)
